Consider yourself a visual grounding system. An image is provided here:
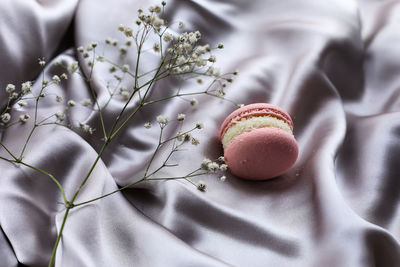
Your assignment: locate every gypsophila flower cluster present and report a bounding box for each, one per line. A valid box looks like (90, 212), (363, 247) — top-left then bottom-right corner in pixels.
(156, 115), (169, 127)
(0, 3), (240, 264)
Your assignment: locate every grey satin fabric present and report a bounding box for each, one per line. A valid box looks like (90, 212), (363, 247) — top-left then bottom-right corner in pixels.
(1, 0), (400, 266)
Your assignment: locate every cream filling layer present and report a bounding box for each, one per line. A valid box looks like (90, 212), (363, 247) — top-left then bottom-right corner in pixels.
(222, 115), (293, 149)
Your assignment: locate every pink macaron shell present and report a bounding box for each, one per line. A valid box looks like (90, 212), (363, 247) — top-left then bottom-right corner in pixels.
(224, 127), (298, 180)
(219, 103), (293, 141)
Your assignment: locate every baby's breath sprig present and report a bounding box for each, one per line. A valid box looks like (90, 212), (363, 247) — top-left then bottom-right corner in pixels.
(0, 2), (238, 266)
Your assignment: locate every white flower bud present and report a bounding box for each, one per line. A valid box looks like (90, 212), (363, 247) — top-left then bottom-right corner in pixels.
(6, 84), (15, 93)
(52, 75), (61, 84)
(177, 113), (186, 121)
(197, 181), (206, 192)
(67, 100), (76, 107)
(121, 64), (130, 72)
(190, 98), (198, 106)
(19, 114), (30, 123)
(156, 115), (169, 126)
(55, 111), (65, 121)
(81, 98), (92, 106)
(1, 113), (11, 123)
(17, 100), (27, 107)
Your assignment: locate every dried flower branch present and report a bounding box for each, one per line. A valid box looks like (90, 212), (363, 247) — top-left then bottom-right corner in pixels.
(0, 2), (239, 266)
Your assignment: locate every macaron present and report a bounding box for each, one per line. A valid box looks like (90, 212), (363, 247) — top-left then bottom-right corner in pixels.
(219, 103), (298, 180)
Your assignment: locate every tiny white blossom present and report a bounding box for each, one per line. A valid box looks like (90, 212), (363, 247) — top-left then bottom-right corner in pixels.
(52, 75), (61, 84)
(207, 162), (219, 171)
(91, 42), (98, 48)
(67, 100), (76, 107)
(119, 46), (127, 54)
(118, 24), (125, 32)
(56, 95), (63, 102)
(202, 158), (212, 168)
(177, 113), (186, 121)
(124, 27), (133, 37)
(151, 14), (164, 29)
(68, 61), (78, 73)
(17, 100), (27, 107)
(218, 156), (225, 162)
(80, 123), (94, 134)
(208, 55), (216, 63)
(197, 181), (206, 192)
(163, 32), (173, 42)
(220, 175), (226, 182)
(156, 115), (169, 126)
(6, 84), (15, 93)
(86, 44), (93, 51)
(219, 164), (228, 171)
(153, 43), (160, 52)
(217, 43), (224, 49)
(216, 90), (225, 97)
(109, 66), (117, 73)
(121, 91), (130, 100)
(183, 133), (191, 141)
(238, 104), (244, 108)
(121, 64), (130, 72)
(96, 56), (105, 62)
(176, 132), (183, 141)
(144, 122), (152, 129)
(154, 5), (162, 13)
(191, 137), (200, 146)
(184, 43), (192, 51)
(188, 34), (197, 44)
(176, 56), (186, 65)
(19, 114), (30, 123)
(11, 92), (18, 99)
(77, 46), (84, 53)
(60, 73), (68, 80)
(1, 113), (11, 123)
(195, 122), (203, 129)
(55, 111), (65, 121)
(178, 22), (185, 29)
(81, 98), (92, 106)
(38, 58), (46, 67)
(21, 82), (32, 95)
(190, 98), (198, 106)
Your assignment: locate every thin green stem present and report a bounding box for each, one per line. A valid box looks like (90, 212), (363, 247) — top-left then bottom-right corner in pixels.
(48, 208), (70, 267)
(19, 125), (37, 160)
(0, 142), (18, 161)
(143, 127), (164, 177)
(73, 178), (145, 207)
(70, 141), (108, 203)
(110, 57), (166, 139)
(87, 49), (107, 140)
